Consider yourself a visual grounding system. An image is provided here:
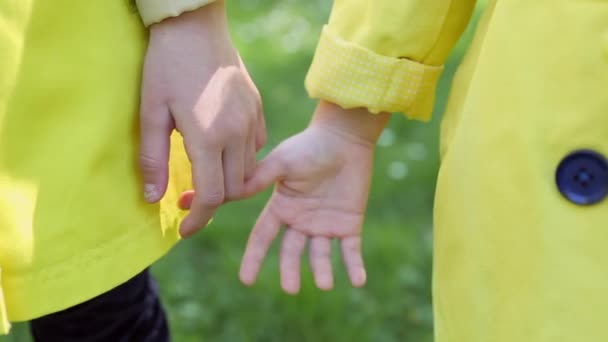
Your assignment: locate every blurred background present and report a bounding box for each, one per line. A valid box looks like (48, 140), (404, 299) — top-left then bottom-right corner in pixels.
(2, 0), (485, 341)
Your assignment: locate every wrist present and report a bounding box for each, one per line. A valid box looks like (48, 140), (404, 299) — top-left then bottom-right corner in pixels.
(310, 101), (390, 145)
(149, 1), (238, 65)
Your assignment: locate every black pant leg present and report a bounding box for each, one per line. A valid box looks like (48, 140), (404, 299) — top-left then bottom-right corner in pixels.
(30, 269), (169, 342)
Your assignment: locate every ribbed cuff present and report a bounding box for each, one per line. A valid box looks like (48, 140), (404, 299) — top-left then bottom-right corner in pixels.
(136, 0), (216, 26)
(305, 27), (444, 121)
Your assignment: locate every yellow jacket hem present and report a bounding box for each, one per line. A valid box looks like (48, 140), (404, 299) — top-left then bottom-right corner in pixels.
(0, 217), (179, 327)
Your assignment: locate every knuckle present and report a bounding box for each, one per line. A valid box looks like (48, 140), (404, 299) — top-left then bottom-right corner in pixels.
(282, 243), (301, 255)
(281, 234), (306, 254)
(139, 154), (163, 172)
(200, 131), (224, 147)
(224, 187), (244, 202)
(201, 127), (228, 146)
(200, 190), (225, 207)
(141, 111), (171, 130)
(312, 247), (330, 260)
(344, 241), (359, 255)
(251, 227), (273, 245)
(227, 119), (249, 138)
(254, 96), (263, 116)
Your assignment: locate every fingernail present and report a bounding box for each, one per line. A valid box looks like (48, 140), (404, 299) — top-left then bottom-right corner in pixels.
(179, 219), (195, 238)
(144, 184), (158, 202)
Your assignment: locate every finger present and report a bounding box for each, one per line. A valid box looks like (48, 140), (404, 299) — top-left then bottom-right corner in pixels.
(255, 110), (267, 152)
(341, 236), (366, 287)
(240, 204), (282, 286)
(223, 141), (246, 201)
(238, 57), (266, 153)
(178, 190), (195, 210)
(309, 237), (334, 291)
(244, 129), (257, 182)
(243, 150), (286, 197)
(280, 229), (307, 295)
(139, 106), (173, 203)
(179, 150), (224, 238)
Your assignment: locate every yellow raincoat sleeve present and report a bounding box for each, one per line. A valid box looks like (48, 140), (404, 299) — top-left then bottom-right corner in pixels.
(0, 269), (8, 334)
(306, 0), (477, 121)
(136, 0), (217, 26)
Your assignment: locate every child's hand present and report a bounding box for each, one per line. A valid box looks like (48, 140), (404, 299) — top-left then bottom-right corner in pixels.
(238, 101), (390, 294)
(138, 1), (266, 237)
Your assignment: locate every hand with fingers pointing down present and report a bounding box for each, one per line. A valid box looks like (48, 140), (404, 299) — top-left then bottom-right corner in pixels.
(139, 2), (266, 238)
(236, 101), (390, 294)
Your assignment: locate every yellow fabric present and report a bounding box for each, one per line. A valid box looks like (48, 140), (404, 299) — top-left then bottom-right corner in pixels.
(435, 1), (608, 341)
(0, 0), (191, 333)
(136, 0), (216, 26)
(0, 268), (8, 333)
(305, 28), (443, 120)
(305, 0), (476, 119)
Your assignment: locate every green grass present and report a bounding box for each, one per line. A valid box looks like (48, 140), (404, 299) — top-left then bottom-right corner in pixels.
(1, 1), (486, 341)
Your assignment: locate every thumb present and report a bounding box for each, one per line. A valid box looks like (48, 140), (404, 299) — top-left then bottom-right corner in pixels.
(244, 148), (287, 197)
(139, 106), (173, 203)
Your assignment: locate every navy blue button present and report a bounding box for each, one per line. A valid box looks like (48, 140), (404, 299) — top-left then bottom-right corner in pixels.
(556, 150), (608, 205)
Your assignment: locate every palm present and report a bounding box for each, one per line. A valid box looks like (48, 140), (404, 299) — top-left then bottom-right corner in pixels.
(240, 127), (375, 293)
(269, 134), (370, 238)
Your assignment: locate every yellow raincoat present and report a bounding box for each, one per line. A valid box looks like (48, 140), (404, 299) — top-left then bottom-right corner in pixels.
(306, 0), (608, 341)
(0, 0), (192, 333)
